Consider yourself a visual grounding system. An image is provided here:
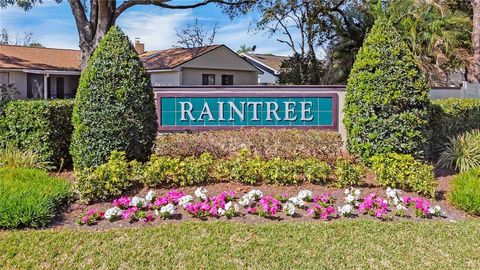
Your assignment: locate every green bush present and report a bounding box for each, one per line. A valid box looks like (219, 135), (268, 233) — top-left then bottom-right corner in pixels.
(370, 153), (436, 197)
(141, 155), (179, 187)
(213, 149), (264, 185)
(298, 158), (331, 184)
(344, 19), (431, 162)
(75, 151), (133, 203)
(0, 168), (72, 229)
(155, 128), (342, 163)
(0, 145), (53, 171)
(431, 98), (480, 156)
(70, 26), (157, 170)
(334, 159), (365, 188)
(437, 130), (480, 172)
(261, 158), (302, 185)
(0, 99), (74, 168)
(449, 169), (480, 215)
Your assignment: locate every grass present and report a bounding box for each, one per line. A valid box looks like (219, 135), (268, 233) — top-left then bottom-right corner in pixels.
(449, 169), (480, 215)
(0, 168), (72, 229)
(1, 220), (479, 269)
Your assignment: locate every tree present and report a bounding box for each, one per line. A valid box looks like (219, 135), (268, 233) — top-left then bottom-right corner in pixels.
(70, 26), (157, 169)
(471, 0), (480, 82)
(278, 52), (323, 85)
(0, 28), (43, 47)
(237, 44), (255, 54)
(175, 19), (218, 48)
(371, 0), (473, 85)
(0, 0), (255, 69)
(344, 19), (431, 162)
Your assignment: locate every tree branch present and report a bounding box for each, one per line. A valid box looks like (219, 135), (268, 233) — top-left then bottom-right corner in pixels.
(114, 0), (251, 19)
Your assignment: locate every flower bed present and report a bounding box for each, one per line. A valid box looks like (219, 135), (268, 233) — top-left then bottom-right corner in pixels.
(77, 186), (447, 226)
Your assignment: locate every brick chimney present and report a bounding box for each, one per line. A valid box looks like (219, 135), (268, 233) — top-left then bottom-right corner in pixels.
(134, 38), (145, 54)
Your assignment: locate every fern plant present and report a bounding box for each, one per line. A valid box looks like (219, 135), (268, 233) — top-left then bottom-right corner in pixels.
(437, 130), (480, 172)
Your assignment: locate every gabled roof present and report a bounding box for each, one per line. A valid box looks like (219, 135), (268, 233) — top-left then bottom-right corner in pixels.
(0, 45), (81, 71)
(241, 53), (289, 74)
(139, 45), (223, 70)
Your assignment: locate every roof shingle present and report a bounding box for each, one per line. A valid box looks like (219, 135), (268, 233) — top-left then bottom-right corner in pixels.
(243, 53), (289, 72)
(0, 45), (80, 71)
(140, 45), (222, 70)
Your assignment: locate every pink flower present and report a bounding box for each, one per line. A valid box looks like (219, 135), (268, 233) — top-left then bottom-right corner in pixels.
(167, 190), (185, 204)
(154, 197), (169, 207)
(141, 214), (154, 223)
(86, 208), (97, 216)
(247, 207), (257, 214)
(112, 196), (131, 209)
(122, 207), (138, 220)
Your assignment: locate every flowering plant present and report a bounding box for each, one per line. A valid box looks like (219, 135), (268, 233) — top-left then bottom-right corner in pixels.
(155, 203), (175, 219)
(218, 202), (240, 219)
(239, 189), (263, 207)
(112, 196), (131, 209)
(274, 193), (289, 203)
(130, 196), (148, 208)
(184, 202), (211, 219)
(194, 187), (208, 201)
(178, 195), (193, 207)
(166, 190), (185, 204)
(258, 196), (281, 217)
(298, 190), (314, 202)
(314, 193), (335, 207)
(308, 204), (336, 220)
(145, 190), (156, 203)
(104, 207), (123, 222)
(358, 193), (389, 220)
(283, 201), (296, 216)
(77, 209), (104, 226)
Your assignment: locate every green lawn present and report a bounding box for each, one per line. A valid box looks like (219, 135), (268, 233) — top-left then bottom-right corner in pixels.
(1, 220), (479, 269)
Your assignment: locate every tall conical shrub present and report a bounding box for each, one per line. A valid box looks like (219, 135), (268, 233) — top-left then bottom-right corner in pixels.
(344, 19), (431, 162)
(70, 26), (157, 169)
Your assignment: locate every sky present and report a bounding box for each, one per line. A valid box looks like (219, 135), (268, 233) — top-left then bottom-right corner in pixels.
(0, 0), (295, 56)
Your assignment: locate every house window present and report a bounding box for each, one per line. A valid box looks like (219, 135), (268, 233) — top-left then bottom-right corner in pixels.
(0, 72), (8, 85)
(202, 74), (215, 85)
(222, 75), (234, 85)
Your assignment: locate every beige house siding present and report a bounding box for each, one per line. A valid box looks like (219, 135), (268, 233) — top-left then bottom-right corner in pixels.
(4, 71), (28, 99)
(181, 68), (258, 85)
(150, 71), (181, 86)
(181, 46), (260, 72)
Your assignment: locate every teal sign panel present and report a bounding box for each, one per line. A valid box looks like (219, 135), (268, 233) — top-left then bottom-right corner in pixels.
(158, 96), (336, 129)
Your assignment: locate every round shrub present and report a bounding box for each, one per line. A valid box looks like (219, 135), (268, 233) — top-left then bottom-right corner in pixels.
(449, 169), (480, 215)
(334, 158), (365, 188)
(70, 26), (157, 170)
(344, 19), (431, 162)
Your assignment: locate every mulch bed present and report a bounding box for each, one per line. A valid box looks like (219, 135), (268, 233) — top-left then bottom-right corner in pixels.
(49, 168), (472, 231)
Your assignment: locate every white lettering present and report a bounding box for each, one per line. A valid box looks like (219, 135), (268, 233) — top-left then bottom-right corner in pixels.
(218, 102), (225, 121)
(247, 102), (262, 121)
(198, 103), (214, 121)
(228, 101), (246, 121)
(300, 102), (314, 121)
(284, 101), (297, 121)
(179, 102), (195, 121)
(266, 102), (281, 121)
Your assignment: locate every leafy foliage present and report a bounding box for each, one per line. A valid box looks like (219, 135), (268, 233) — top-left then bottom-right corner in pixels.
(437, 130), (480, 172)
(70, 26), (157, 170)
(0, 99), (74, 168)
(430, 98), (480, 156)
(449, 169), (480, 215)
(299, 158), (331, 184)
(0, 168), (72, 229)
(334, 158), (365, 188)
(213, 149), (264, 185)
(278, 52), (323, 85)
(75, 151), (133, 203)
(370, 153), (436, 197)
(0, 145), (53, 171)
(155, 128), (342, 163)
(261, 158), (302, 185)
(344, 19), (431, 162)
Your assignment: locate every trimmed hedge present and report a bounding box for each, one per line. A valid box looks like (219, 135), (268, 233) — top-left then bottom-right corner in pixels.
(0, 168), (73, 229)
(70, 26), (157, 170)
(370, 153), (436, 197)
(449, 169), (480, 215)
(344, 19), (431, 162)
(155, 128), (342, 163)
(0, 99), (74, 168)
(430, 98), (480, 156)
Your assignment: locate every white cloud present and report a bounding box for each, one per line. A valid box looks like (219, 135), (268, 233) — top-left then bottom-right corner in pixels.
(117, 10), (192, 51)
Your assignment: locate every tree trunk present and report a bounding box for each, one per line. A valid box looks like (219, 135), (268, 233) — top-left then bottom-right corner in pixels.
(469, 0), (480, 83)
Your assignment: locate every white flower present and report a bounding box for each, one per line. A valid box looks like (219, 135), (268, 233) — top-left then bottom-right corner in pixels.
(145, 190), (156, 203)
(297, 190), (313, 201)
(283, 202), (296, 216)
(195, 187), (208, 201)
(354, 189), (361, 196)
(339, 204), (353, 216)
(429, 205), (444, 216)
(178, 195), (193, 207)
(218, 208), (226, 216)
(288, 196), (305, 207)
(104, 207), (122, 221)
(159, 203), (175, 215)
(396, 204), (406, 211)
(392, 197), (400, 206)
(344, 189), (350, 195)
(130, 196), (147, 207)
(345, 194), (355, 204)
(239, 195), (253, 206)
(247, 189), (263, 201)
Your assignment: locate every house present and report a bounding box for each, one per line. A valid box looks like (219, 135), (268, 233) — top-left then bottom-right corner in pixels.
(0, 43), (261, 100)
(137, 43), (262, 86)
(240, 53), (289, 85)
(0, 45), (80, 99)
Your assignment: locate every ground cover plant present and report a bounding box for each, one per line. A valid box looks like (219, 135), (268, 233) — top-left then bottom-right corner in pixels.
(0, 145), (52, 171)
(155, 128), (342, 162)
(0, 168), (72, 229)
(70, 26), (157, 170)
(344, 19), (431, 162)
(449, 169), (480, 215)
(76, 186), (446, 225)
(1, 221), (479, 269)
